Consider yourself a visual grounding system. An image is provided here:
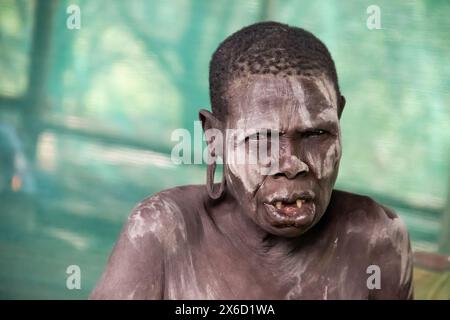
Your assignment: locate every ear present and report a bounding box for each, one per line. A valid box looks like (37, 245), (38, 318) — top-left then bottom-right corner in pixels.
(337, 95), (346, 119)
(199, 109), (224, 158)
(199, 109), (222, 132)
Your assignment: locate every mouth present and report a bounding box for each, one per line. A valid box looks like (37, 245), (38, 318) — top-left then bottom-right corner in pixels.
(271, 197), (309, 216)
(263, 192), (315, 227)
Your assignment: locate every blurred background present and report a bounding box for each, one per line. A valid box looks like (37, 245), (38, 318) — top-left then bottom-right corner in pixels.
(0, 0), (449, 299)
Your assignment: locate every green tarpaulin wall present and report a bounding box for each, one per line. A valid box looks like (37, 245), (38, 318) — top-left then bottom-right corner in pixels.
(0, 0), (449, 299)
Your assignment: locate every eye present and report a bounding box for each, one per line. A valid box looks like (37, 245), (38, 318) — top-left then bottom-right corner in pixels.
(304, 129), (327, 138)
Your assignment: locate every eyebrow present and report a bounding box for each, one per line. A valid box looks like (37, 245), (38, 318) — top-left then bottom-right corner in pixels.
(243, 128), (279, 136)
(302, 120), (339, 131)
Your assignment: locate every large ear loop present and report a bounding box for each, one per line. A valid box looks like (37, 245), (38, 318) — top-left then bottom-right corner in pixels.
(206, 154), (226, 200)
(200, 109), (226, 200)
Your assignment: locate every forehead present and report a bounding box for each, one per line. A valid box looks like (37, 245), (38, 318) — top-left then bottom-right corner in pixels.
(225, 74), (339, 129)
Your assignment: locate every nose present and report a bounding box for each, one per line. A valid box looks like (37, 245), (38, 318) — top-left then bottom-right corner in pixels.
(274, 154), (309, 179)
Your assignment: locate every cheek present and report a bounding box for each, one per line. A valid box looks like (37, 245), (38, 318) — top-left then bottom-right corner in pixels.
(323, 138), (341, 178)
(225, 162), (263, 214)
(226, 160), (265, 196)
(224, 130), (277, 196)
(305, 138), (341, 180)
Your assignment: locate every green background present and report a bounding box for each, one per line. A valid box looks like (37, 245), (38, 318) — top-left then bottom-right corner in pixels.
(0, 0), (449, 299)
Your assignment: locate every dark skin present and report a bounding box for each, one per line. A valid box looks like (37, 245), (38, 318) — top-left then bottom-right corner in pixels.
(91, 74), (413, 299)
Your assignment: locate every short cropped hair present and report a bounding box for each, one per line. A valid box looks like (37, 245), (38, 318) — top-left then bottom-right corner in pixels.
(209, 21), (341, 119)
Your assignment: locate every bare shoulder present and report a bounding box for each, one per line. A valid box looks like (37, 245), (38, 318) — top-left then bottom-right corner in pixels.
(126, 184), (207, 251)
(90, 185), (207, 299)
(330, 189), (408, 240)
(330, 189), (413, 299)
(328, 189), (412, 271)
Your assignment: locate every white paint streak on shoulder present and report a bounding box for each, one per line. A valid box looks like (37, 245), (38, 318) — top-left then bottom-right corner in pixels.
(127, 195), (186, 253)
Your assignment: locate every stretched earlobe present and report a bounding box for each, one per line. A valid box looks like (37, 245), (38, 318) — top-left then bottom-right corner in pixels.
(200, 108), (224, 159)
(206, 160), (226, 200)
(200, 108), (226, 199)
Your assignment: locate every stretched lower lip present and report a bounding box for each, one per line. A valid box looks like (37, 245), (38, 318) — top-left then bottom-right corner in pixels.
(263, 201), (315, 227)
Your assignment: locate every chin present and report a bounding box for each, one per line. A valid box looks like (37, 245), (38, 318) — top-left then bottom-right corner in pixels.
(267, 225), (312, 237)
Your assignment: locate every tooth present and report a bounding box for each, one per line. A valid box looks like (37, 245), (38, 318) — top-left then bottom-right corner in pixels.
(275, 201), (282, 209)
(296, 199), (303, 208)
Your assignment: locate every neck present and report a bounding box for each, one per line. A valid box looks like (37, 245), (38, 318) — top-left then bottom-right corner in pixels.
(209, 187), (273, 254)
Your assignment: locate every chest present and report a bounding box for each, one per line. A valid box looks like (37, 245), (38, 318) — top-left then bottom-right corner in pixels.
(163, 239), (369, 299)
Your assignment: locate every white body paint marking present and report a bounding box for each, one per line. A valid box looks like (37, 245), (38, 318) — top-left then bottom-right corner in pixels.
(314, 75), (338, 108)
(317, 107), (339, 122)
(127, 195), (186, 253)
(391, 217), (410, 286)
(321, 142), (340, 179)
(127, 288), (137, 300)
(225, 74), (341, 211)
(288, 77), (311, 128)
(333, 237), (339, 247)
(127, 209), (160, 242)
